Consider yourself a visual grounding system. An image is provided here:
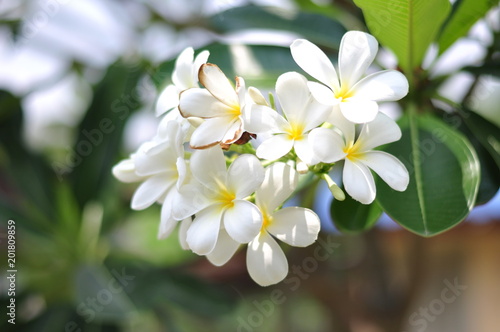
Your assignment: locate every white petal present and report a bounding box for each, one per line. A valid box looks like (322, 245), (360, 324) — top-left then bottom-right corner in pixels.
(327, 106), (355, 144)
(227, 154), (265, 199)
(362, 151), (409, 192)
(276, 72), (311, 124)
(178, 217), (192, 250)
(302, 99), (332, 133)
(338, 31), (378, 88)
(187, 204), (223, 255)
(351, 70), (409, 102)
(206, 228), (240, 266)
(175, 157), (188, 189)
(223, 200), (262, 243)
(155, 85), (179, 116)
(307, 81), (337, 106)
(236, 76), (247, 108)
(131, 174), (173, 210)
(339, 98), (379, 124)
(247, 232), (288, 286)
(199, 63), (239, 107)
(256, 134), (294, 161)
(179, 88), (235, 119)
(134, 143), (177, 176)
(290, 39), (340, 91)
(172, 47), (195, 90)
(343, 159), (376, 204)
(158, 189), (178, 239)
(190, 147), (227, 189)
(256, 162), (298, 212)
(268, 207), (320, 247)
(294, 136), (319, 165)
(172, 182), (213, 220)
(243, 104), (287, 134)
(192, 50), (210, 86)
(220, 117), (244, 145)
(356, 112), (402, 151)
(190, 116), (235, 149)
(308, 128), (346, 163)
(112, 159), (143, 183)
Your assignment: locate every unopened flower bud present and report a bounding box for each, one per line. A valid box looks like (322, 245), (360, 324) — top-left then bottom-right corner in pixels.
(321, 173), (345, 201)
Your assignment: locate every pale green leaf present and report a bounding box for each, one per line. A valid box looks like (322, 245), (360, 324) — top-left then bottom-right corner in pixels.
(353, 0), (451, 75)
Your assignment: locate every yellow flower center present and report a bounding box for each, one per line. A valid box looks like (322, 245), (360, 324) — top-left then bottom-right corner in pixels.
(214, 180), (236, 209)
(343, 141), (364, 161)
(228, 104), (241, 119)
(286, 121), (305, 141)
(261, 213), (273, 233)
(334, 85), (354, 102)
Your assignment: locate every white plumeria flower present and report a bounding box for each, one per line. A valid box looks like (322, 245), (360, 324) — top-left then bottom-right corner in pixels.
(112, 120), (190, 239)
(173, 146), (265, 255)
(204, 163), (321, 286)
(245, 71), (331, 164)
(249, 162), (321, 286)
(290, 31), (409, 124)
(155, 47), (209, 116)
(178, 63), (251, 149)
(309, 109), (409, 204)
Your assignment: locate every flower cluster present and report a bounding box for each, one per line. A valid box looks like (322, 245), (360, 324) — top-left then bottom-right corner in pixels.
(113, 31), (410, 286)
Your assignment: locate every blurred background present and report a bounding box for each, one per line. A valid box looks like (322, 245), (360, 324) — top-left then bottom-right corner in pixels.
(0, 0), (499, 331)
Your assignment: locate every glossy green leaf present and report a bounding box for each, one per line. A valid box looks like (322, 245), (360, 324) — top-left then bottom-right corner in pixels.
(440, 109), (500, 205)
(208, 5), (346, 48)
(353, 0), (451, 75)
(461, 108), (500, 168)
(330, 193), (382, 234)
(376, 112), (480, 236)
(438, 0), (499, 54)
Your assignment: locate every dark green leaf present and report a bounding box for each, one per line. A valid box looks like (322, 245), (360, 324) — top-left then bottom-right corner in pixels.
(70, 64), (143, 208)
(440, 110), (500, 205)
(208, 5), (346, 48)
(0, 90), (57, 228)
(330, 193), (382, 234)
(74, 264), (136, 323)
(464, 61), (500, 78)
(353, 0), (451, 75)
(438, 0), (499, 54)
(376, 112), (480, 236)
(129, 267), (237, 317)
(461, 107), (500, 168)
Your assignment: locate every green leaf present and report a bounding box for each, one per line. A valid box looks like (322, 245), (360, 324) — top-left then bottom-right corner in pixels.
(330, 193), (382, 234)
(70, 64), (142, 208)
(440, 109), (500, 205)
(461, 107), (500, 169)
(129, 267), (237, 317)
(376, 111), (480, 236)
(464, 61), (500, 78)
(0, 90), (57, 229)
(74, 264), (136, 323)
(438, 0), (499, 54)
(353, 0), (451, 75)
(208, 5), (346, 48)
